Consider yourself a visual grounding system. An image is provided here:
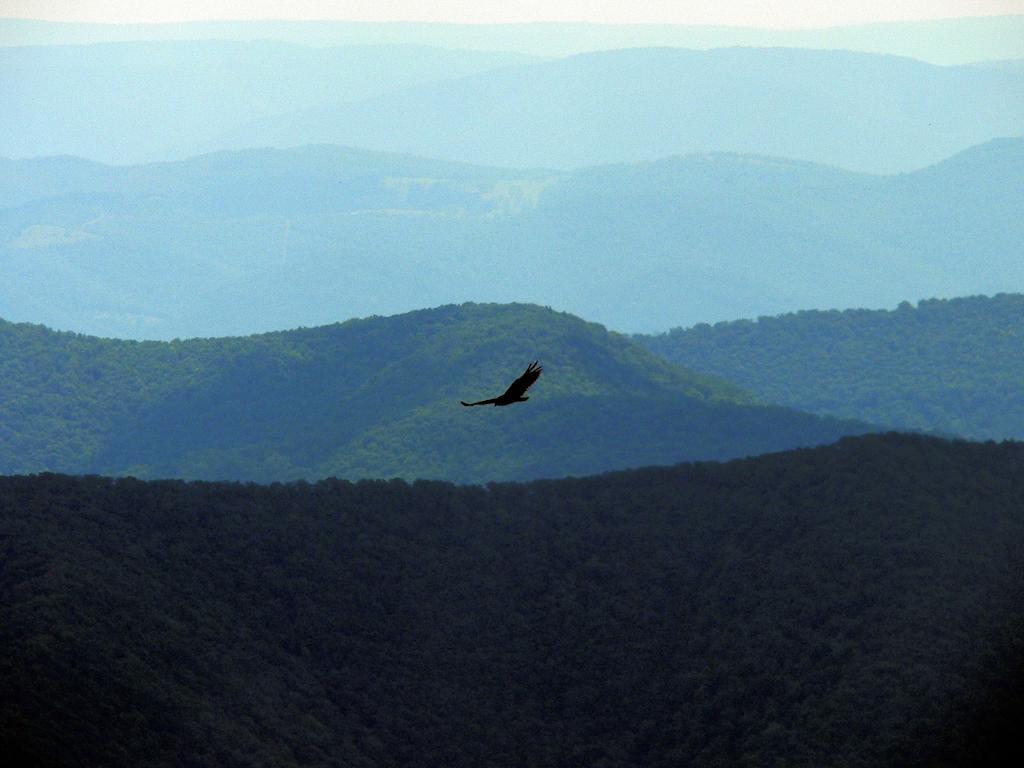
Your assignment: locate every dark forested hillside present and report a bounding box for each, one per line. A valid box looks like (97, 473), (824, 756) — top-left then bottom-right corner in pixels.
(2, 433), (1022, 767)
(637, 294), (1024, 439)
(0, 303), (869, 483)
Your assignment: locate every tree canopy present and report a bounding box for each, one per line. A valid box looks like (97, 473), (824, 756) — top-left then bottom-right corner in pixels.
(2, 433), (1022, 766)
(638, 294), (1024, 439)
(0, 303), (869, 483)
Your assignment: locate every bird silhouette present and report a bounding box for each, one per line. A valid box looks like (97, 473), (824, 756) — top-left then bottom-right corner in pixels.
(461, 361), (542, 407)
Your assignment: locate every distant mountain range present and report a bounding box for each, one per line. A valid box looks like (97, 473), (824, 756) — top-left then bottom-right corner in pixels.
(5, 21), (1021, 764)
(0, 303), (870, 483)
(2, 139), (1021, 338)
(0, 41), (536, 163)
(3, 43), (1021, 170)
(205, 47), (1024, 173)
(638, 294), (1024, 440)
(3, 433), (1022, 766)
(3, 15), (1022, 64)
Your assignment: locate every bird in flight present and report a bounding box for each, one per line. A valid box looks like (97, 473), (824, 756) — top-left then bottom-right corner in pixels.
(461, 361), (542, 407)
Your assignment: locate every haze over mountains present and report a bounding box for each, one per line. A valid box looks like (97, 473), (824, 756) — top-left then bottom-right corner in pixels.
(207, 47), (1024, 173)
(3, 13), (1024, 764)
(0, 41), (536, 164)
(2, 138), (1021, 338)
(3, 15), (1023, 63)
(2, 20), (1019, 343)
(3, 41), (1022, 171)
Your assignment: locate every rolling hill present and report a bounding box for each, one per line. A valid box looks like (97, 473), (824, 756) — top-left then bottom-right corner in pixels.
(3, 433), (1022, 766)
(0, 41), (535, 163)
(0, 303), (871, 483)
(1, 139), (1021, 338)
(208, 47), (1024, 173)
(637, 294), (1024, 440)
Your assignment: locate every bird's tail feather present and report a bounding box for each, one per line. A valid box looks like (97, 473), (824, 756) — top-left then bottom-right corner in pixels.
(461, 398), (497, 406)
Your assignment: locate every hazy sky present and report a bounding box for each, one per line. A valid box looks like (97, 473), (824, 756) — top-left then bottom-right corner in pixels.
(5, 1), (1024, 28)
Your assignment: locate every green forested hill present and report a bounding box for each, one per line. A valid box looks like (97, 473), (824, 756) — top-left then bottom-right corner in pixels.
(0, 303), (869, 482)
(637, 294), (1024, 439)
(2, 434), (1022, 766)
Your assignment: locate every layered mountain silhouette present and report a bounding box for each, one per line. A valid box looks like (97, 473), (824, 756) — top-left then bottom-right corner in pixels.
(208, 47), (1024, 173)
(0, 304), (871, 482)
(4, 19), (1023, 768)
(2, 139), (1021, 338)
(0, 41), (535, 163)
(2, 15), (1022, 63)
(5, 44), (1021, 170)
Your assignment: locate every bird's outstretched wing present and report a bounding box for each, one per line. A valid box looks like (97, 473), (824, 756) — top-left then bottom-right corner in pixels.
(501, 360), (542, 400)
(460, 361), (542, 406)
